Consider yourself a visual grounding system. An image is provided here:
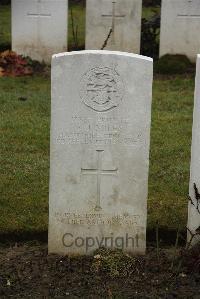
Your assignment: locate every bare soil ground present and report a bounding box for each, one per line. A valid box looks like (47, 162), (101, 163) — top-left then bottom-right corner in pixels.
(0, 242), (199, 298)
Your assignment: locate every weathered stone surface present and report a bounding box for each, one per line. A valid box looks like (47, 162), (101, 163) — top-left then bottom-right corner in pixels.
(48, 50), (153, 255)
(85, 0), (142, 53)
(188, 54), (200, 245)
(160, 0), (200, 62)
(12, 0), (68, 63)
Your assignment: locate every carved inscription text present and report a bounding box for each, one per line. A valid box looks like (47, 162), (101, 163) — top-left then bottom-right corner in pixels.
(55, 212), (142, 227)
(56, 116), (143, 146)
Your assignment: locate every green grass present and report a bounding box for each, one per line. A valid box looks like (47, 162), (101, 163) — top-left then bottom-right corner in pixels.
(0, 4), (11, 50)
(142, 6), (160, 20)
(149, 75), (194, 229)
(0, 76), (50, 233)
(0, 74), (194, 234)
(68, 2), (85, 50)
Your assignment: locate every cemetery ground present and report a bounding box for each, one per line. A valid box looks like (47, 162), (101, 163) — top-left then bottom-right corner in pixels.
(1, 71), (200, 298)
(0, 2), (200, 298)
(0, 242), (199, 298)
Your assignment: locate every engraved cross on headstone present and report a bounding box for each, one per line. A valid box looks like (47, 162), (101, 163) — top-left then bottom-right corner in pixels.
(102, 1), (126, 44)
(27, 0), (51, 18)
(81, 150), (118, 211)
(177, 0), (200, 19)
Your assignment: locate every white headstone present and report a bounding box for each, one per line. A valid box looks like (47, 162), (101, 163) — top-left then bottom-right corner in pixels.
(48, 50), (153, 256)
(12, 0), (68, 63)
(188, 54), (200, 246)
(85, 0), (142, 53)
(160, 0), (200, 62)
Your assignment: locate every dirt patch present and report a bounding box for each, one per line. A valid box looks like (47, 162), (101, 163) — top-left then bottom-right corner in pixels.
(0, 242), (199, 298)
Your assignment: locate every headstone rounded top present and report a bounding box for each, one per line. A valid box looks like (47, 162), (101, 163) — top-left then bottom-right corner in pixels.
(52, 50), (153, 63)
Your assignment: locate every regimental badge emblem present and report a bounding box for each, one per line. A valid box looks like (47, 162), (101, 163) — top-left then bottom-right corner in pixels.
(80, 67), (124, 112)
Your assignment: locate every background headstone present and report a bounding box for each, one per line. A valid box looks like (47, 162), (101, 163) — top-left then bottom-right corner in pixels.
(49, 50), (153, 256)
(85, 0), (142, 53)
(160, 0), (200, 62)
(12, 0), (68, 63)
(188, 54), (200, 246)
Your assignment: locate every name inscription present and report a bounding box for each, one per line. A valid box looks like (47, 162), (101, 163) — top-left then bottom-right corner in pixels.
(56, 116), (143, 146)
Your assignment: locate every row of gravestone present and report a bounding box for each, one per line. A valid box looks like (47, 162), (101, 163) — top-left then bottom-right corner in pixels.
(11, 0), (200, 63)
(48, 50), (200, 256)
